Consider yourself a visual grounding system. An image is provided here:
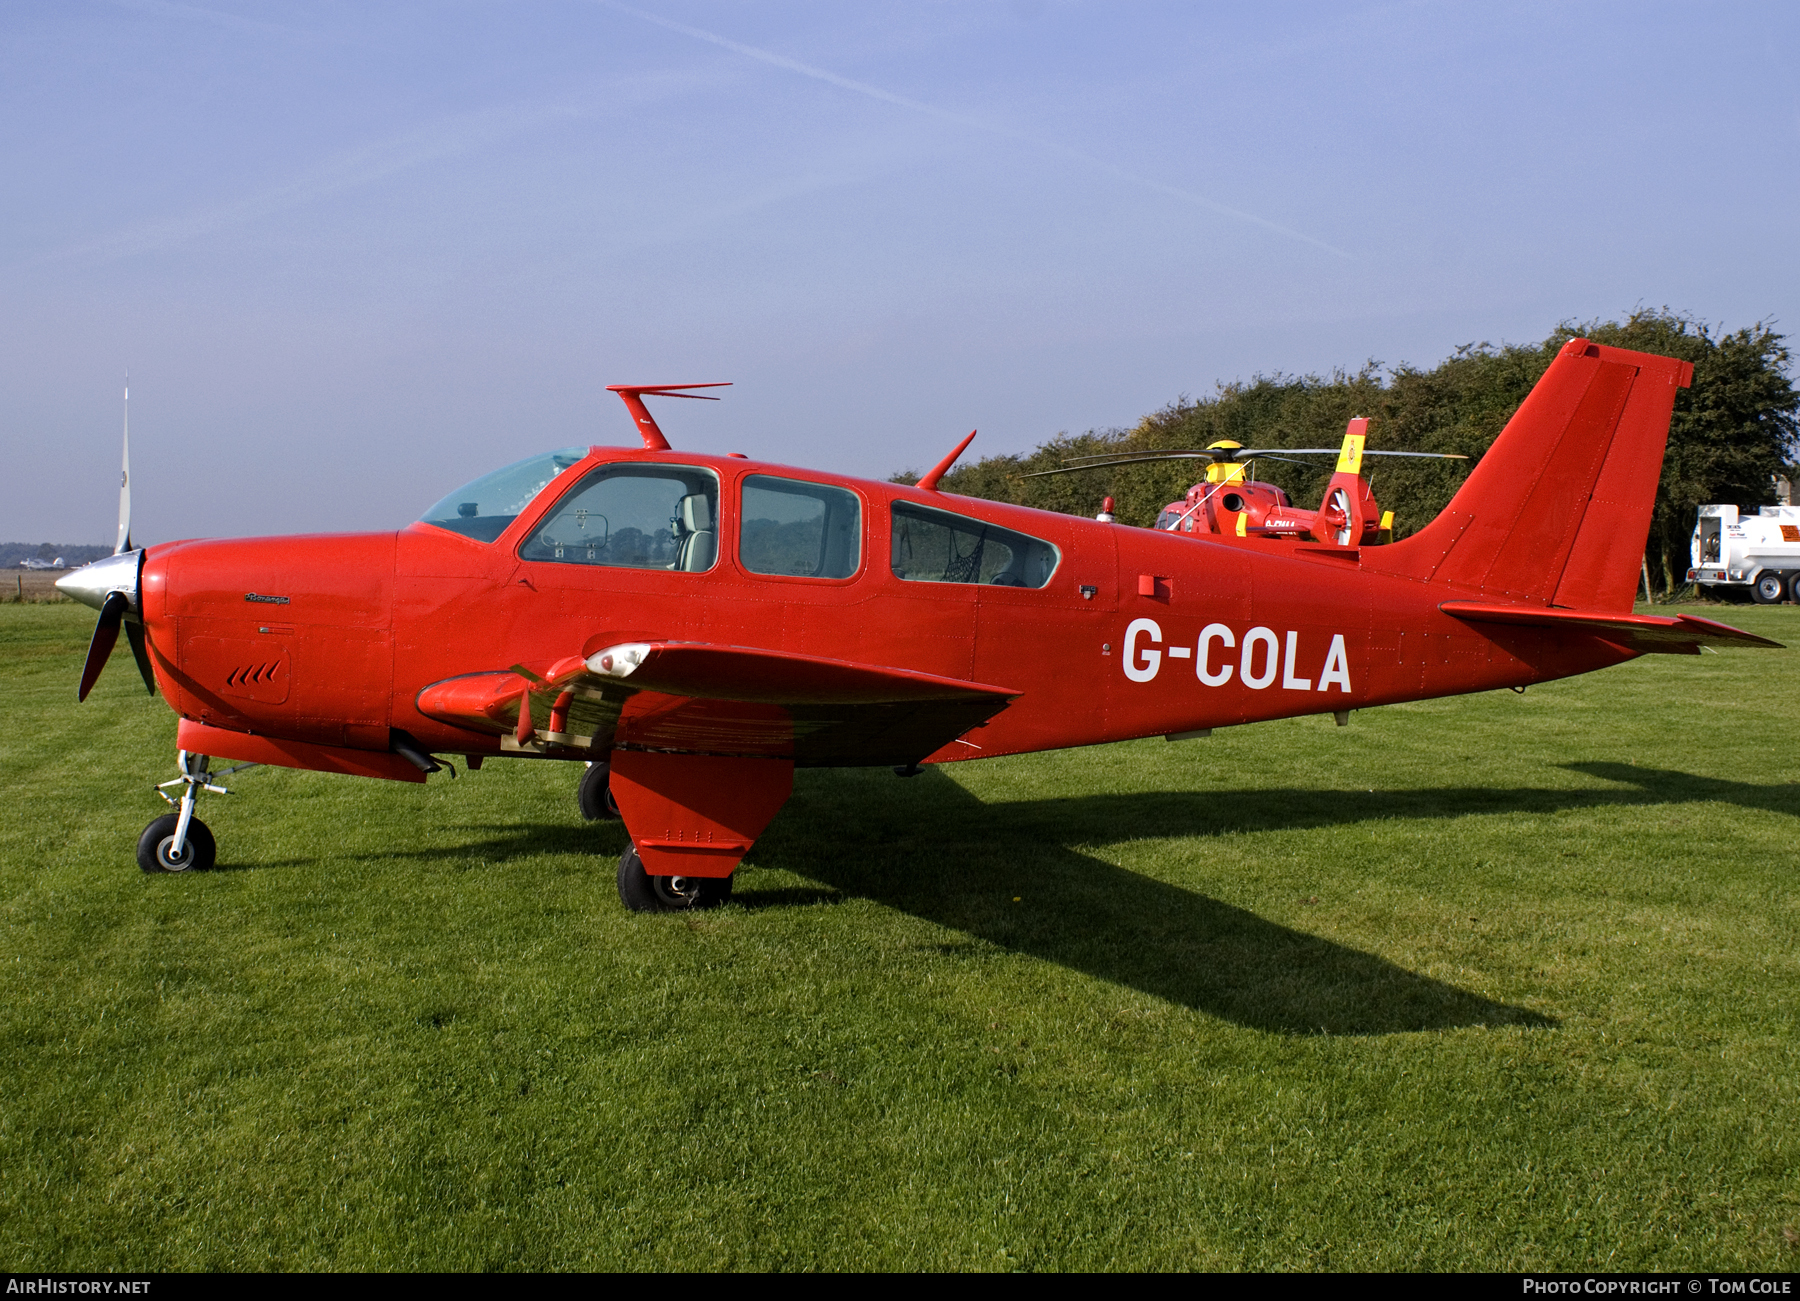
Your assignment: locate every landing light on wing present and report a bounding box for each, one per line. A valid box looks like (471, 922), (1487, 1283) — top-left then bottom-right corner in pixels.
(590, 644), (651, 677)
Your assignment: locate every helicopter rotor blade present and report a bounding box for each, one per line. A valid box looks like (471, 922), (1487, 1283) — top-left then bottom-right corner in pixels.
(1054, 451), (1220, 467)
(1028, 442), (1471, 479)
(1210, 448), (1467, 459)
(1026, 449), (1338, 478)
(1026, 451), (1243, 478)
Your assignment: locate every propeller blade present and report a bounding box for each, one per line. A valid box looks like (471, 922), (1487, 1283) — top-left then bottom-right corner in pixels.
(78, 591), (128, 702)
(124, 620), (156, 695)
(117, 376), (132, 554)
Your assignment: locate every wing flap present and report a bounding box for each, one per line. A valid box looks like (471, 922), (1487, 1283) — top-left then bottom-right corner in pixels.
(575, 641), (1017, 705)
(418, 642), (1021, 765)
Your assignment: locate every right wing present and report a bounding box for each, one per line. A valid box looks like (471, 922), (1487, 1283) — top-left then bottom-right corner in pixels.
(417, 641), (1020, 766)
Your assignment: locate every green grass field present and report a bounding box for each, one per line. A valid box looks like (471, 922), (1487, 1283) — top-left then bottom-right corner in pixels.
(3, 601), (1797, 1271)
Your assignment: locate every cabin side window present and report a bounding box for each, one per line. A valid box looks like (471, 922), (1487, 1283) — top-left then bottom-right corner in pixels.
(519, 464), (720, 572)
(890, 501), (1060, 589)
(739, 476), (862, 579)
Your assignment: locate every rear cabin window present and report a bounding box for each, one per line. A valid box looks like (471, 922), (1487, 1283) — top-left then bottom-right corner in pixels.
(519, 464), (720, 572)
(890, 501), (1060, 589)
(739, 476), (862, 579)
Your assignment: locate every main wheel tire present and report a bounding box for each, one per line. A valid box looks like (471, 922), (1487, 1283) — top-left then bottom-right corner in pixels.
(136, 813), (216, 873)
(1752, 571), (1787, 604)
(616, 843), (733, 912)
(577, 761), (619, 821)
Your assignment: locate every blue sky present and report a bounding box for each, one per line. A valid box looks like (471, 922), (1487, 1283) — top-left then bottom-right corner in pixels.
(5, 1), (1798, 543)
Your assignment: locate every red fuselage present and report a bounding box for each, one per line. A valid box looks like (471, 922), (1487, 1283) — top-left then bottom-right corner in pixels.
(139, 444), (1627, 768)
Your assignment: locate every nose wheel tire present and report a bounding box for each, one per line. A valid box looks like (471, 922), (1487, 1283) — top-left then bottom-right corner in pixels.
(616, 843), (732, 912)
(578, 761), (620, 821)
(137, 813), (216, 873)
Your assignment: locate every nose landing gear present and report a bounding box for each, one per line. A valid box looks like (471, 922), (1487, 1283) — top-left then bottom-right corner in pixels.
(137, 750), (255, 873)
(137, 812), (215, 873)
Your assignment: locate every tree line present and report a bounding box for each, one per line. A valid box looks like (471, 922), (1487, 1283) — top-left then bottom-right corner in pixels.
(903, 310), (1798, 595)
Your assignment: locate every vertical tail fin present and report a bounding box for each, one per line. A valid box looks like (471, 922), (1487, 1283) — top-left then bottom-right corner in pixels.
(1375, 338), (1692, 610)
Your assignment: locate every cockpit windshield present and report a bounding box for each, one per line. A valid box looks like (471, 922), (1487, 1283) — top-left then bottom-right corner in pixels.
(418, 448), (588, 542)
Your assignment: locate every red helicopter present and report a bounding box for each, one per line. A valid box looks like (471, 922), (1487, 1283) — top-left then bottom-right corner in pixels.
(60, 342), (1781, 911)
(1036, 422), (1467, 545)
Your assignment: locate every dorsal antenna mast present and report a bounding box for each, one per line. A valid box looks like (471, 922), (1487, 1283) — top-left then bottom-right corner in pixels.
(607, 383), (731, 450)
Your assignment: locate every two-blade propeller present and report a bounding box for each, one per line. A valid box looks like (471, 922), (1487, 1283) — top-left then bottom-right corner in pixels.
(59, 377), (156, 701)
(78, 591), (131, 701)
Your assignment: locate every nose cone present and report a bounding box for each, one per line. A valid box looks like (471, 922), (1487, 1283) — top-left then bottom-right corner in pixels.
(56, 549), (142, 614)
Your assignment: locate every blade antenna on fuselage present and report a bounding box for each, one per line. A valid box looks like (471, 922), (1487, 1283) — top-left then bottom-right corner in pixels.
(917, 431), (977, 492)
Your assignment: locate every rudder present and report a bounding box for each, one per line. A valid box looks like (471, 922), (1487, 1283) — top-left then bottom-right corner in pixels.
(1376, 338), (1692, 609)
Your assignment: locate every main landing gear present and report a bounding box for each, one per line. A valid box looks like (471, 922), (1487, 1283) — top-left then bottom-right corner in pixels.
(137, 750), (254, 874)
(577, 761), (620, 820)
(591, 755), (729, 910)
(616, 843), (733, 912)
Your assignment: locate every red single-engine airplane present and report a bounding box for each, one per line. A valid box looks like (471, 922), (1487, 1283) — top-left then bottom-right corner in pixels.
(61, 342), (1782, 910)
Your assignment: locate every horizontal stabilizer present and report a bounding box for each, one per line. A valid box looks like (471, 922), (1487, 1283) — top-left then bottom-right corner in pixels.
(1440, 602), (1784, 655)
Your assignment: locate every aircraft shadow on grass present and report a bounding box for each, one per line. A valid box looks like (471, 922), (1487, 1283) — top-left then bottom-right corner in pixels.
(765, 760), (1792, 1035)
(766, 770), (1556, 1038)
(1559, 762), (1800, 816)
(973, 766), (1800, 840)
(249, 762), (1792, 1035)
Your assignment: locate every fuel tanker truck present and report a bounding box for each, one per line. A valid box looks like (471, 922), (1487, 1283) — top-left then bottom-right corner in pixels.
(1689, 503), (1800, 603)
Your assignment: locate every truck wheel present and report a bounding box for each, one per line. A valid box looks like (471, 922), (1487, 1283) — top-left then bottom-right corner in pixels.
(1752, 572), (1787, 604)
